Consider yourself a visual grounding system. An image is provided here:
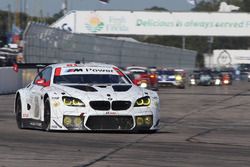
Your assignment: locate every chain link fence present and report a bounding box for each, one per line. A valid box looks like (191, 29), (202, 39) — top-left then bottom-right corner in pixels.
(23, 23), (196, 69)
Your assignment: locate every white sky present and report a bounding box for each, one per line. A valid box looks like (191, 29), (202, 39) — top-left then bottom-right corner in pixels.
(0, 0), (195, 17)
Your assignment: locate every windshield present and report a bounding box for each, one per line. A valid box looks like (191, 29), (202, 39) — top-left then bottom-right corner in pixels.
(53, 74), (131, 85)
(200, 74), (212, 81)
(158, 70), (175, 75)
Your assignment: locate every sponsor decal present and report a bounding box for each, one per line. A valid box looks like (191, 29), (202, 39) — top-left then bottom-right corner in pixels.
(152, 96), (158, 100)
(30, 122), (42, 127)
(106, 16), (129, 32)
(53, 101), (60, 107)
(135, 110), (152, 114)
(106, 111), (117, 115)
(154, 102), (159, 107)
(235, 56), (250, 61)
(61, 23), (72, 32)
(217, 50), (232, 65)
(51, 125), (58, 129)
(85, 14), (104, 32)
(66, 68), (83, 72)
(85, 68), (114, 73)
(65, 68), (114, 73)
(22, 113), (29, 118)
(136, 18), (247, 29)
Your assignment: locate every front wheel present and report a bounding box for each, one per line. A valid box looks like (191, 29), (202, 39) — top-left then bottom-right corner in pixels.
(43, 98), (51, 131)
(15, 96), (23, 129)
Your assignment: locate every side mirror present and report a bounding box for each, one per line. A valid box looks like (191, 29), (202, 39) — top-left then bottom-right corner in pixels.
(35, 78), (50, 87)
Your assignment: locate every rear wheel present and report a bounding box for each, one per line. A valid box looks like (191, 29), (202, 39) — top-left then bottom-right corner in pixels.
(43, 98), (51, 131)
(15, 96), (23, 129)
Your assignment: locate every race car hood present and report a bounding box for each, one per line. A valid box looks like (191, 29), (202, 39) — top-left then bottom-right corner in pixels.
(51, 84), (150, 102)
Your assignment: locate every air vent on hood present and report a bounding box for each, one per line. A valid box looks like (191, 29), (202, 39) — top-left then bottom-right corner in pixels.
(112, 85), (132, 92)
(66, 85), (97, 92)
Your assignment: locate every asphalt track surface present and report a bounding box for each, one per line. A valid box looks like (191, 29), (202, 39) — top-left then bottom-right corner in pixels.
(1, 81), (250, 167)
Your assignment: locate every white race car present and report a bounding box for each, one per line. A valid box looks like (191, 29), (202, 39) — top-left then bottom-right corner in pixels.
(14, 63), (160, 132)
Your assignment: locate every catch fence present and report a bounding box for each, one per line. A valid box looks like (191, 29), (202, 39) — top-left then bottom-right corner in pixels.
(23, 23), (196, 69)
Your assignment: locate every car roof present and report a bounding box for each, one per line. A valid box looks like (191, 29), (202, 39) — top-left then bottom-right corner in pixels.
(126, 66), (147, 70)
(48, 62), (118, 69)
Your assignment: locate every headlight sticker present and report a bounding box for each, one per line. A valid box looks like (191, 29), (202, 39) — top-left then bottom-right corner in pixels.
(134, 96), (151, 107)
(62, 96), (85, 107)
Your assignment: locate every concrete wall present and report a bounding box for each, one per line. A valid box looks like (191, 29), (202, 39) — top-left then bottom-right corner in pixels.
(0, 67), (22, 94)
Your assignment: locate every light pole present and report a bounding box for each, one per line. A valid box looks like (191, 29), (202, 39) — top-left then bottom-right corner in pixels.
(7, 4), (12, 33)
(62, 0), (68, 14)
(15, 0), (20, 27)
(208, 36), (214, 68)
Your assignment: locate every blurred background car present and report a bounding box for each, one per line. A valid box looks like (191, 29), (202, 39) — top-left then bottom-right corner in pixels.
(189, 69), (233, 86)
(189, 70), (218, 86)
(157, 68), (185, 89)
(220, 72), (233, 85)
(0, 45), (20, 66)
(126, 66), (158, 91)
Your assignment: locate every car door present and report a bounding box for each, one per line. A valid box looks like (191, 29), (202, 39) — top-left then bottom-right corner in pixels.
(28, 67), (52, 120)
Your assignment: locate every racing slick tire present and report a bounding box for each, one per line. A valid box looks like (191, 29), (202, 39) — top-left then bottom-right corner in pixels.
(43, 98), (51, 131)
(15, 96), (24, 129)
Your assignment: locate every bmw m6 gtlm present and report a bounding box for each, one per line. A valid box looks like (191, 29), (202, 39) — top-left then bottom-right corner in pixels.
(14, 63), (160, 132)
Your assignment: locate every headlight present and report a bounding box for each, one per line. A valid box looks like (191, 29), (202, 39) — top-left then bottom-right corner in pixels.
(190, 79), (196, 85)
(63, 115), (85, 129)
(135, 115), (153, 127)
(140, 82), (147, 88)
(248, 75), (250, 79)
(175, 75), (182, 81)
(62, 96), (85, 107)
(134, 96), (151, 107)
(215, 79), (221, 85)
(223, 80), (229, 84)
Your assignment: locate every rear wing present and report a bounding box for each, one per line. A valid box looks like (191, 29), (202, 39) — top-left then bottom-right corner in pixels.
(13, 63), (52, 73)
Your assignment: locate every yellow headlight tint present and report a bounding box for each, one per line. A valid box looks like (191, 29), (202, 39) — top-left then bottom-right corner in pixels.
(144, 116), (152, 125)
(63, 98), (72, 106)
(62, 96), (85, 107)
(72, 99), (83, 106)
(175, 75), (182, 81)
(135, 96), (151, 107)
(63, 116), (84, 129)
(136, 99), (144, 106)
(73, 117), (82, 126)
(136, 115), (153, 127)
(144, 98), (151, 106)
(63, 116), (72, 126)
(136, 117), (144, 126)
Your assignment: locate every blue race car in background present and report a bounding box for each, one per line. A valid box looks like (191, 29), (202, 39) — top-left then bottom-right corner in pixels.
(157, 69), (185, 89)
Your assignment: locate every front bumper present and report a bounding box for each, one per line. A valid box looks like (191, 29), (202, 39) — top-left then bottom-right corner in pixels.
(58, 114), (155, 131)
(50, 97), (160, 132)
(158, 81), (184, 87)
(50, 105), (159, 131)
